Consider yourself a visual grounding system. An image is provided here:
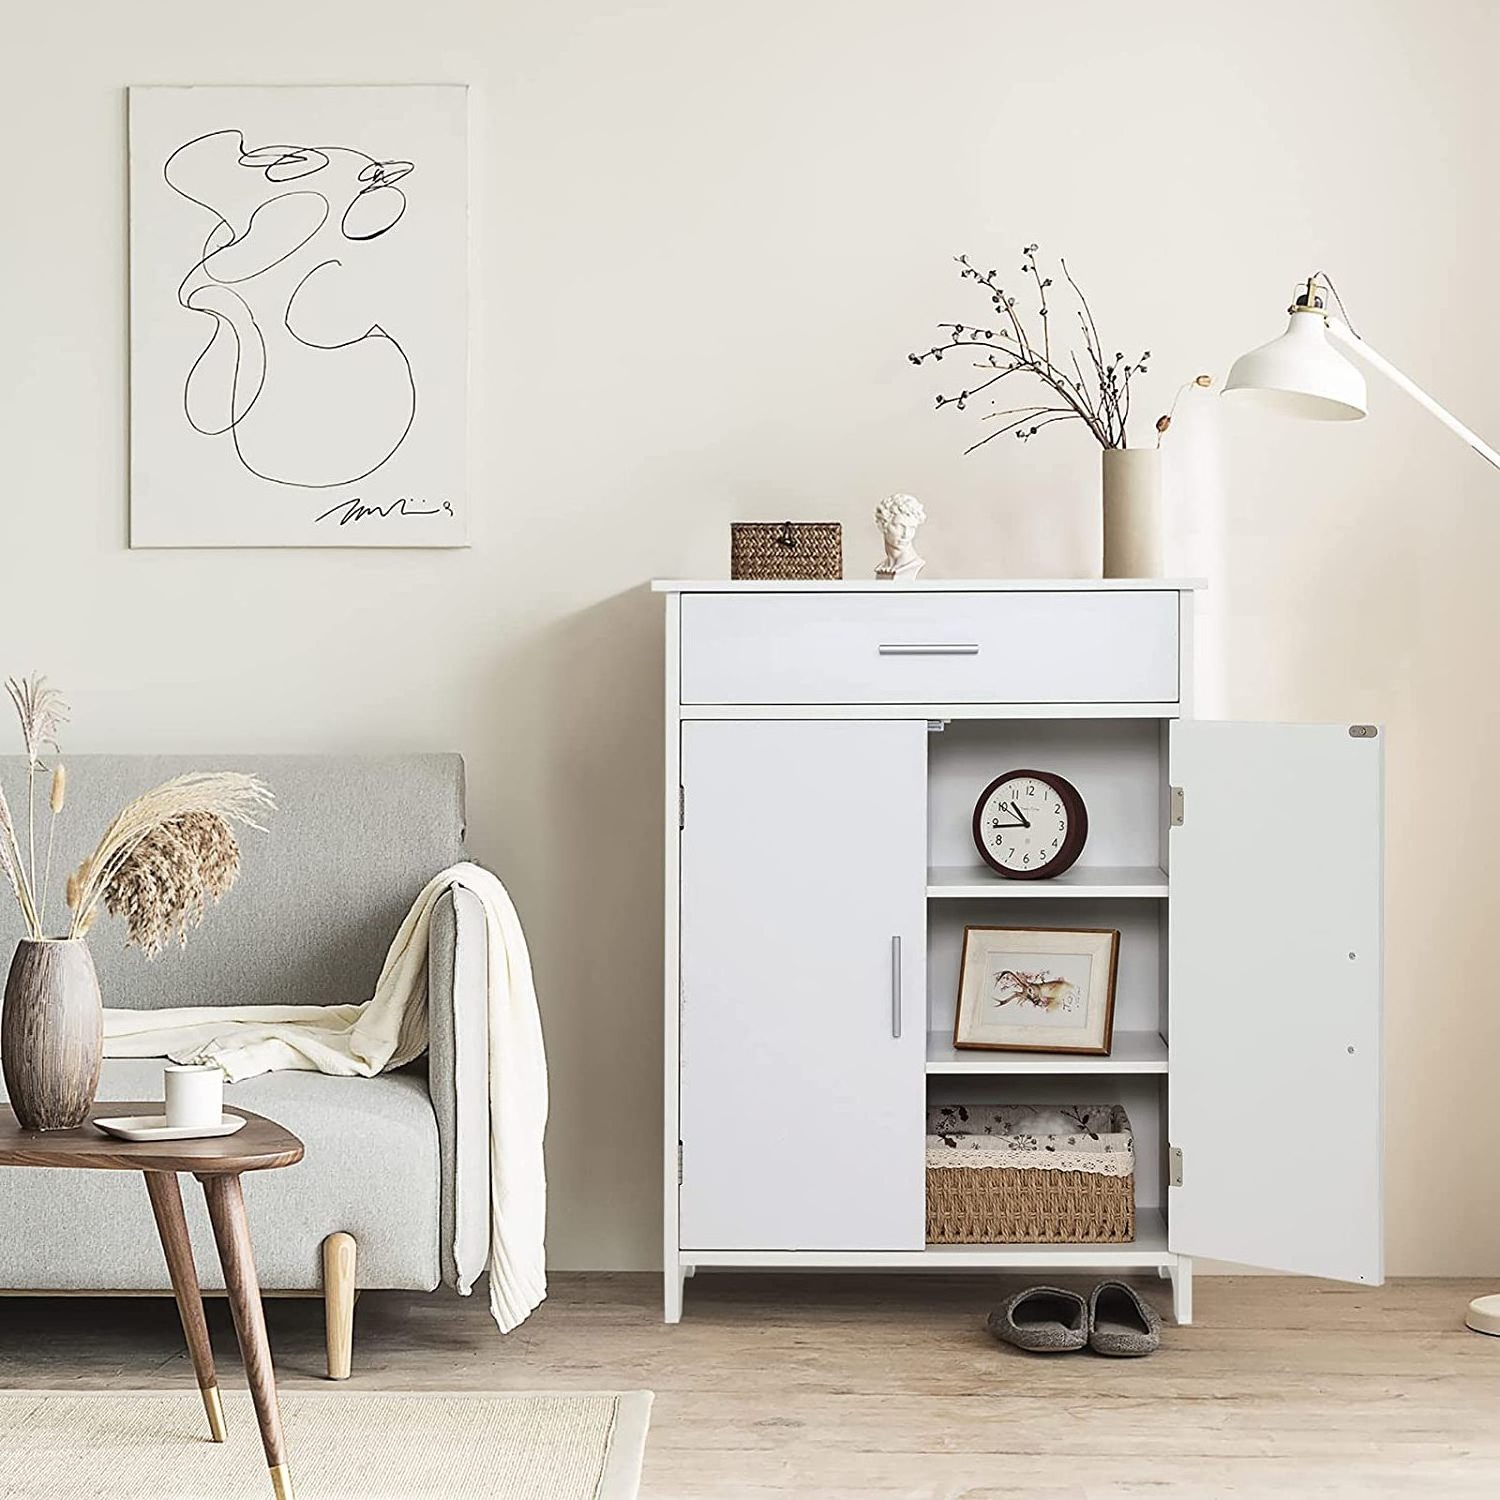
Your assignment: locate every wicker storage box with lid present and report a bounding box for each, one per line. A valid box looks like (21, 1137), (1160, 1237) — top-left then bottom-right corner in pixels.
(730, 521), (842, 580)
(925, 1103), (1135, 1244)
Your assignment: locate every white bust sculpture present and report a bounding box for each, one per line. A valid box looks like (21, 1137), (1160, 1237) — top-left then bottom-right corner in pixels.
(874, 493), (927, 581)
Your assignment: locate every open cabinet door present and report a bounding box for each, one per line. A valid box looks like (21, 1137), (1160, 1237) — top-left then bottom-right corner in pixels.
(1168, 722), (1383, 1283)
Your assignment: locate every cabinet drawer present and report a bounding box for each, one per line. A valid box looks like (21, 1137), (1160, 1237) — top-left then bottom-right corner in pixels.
(679, 591), (1180, 705)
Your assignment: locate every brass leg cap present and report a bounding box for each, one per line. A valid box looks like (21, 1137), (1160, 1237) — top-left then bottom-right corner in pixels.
(201, 1384), (228, 1443)
(270, 1463), (296, 1500)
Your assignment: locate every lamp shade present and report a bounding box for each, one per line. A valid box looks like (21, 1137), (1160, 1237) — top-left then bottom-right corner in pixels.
(1223, 311), (1367, 421)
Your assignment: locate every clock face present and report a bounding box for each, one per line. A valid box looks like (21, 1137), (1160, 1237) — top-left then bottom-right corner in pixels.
(972, 770), (1087, 880)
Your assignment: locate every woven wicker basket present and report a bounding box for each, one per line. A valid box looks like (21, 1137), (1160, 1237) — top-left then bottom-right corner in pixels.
(925, 1103), (1135, 1245)
(925, 1166), (1135, 1244)
(730, 521), (842, 580)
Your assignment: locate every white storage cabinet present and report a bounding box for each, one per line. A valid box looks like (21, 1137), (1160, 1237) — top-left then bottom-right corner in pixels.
(657, 580), (1384, 1324)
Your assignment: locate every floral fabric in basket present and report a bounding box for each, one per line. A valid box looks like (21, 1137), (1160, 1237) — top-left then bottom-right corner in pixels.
(925, 1103), (1133, 1178)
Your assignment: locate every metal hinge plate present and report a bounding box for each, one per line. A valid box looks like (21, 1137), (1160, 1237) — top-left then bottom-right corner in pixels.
(1349, 724), (1378, 739)
(1169, 786), (1184, 826)
(677, 1141), (684, 1185)
(678, 785), (685, 830)
(1169, 1146), (1183, 1187)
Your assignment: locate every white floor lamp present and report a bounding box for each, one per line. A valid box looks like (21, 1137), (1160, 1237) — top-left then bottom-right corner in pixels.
(1223, 274), (1500, 470)
(1223, 274), (1500, 1337)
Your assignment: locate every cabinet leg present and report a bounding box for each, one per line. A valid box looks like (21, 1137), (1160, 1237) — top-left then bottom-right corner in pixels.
(664, 1259), (685, 1324)
(1170, 1256), (1194, 1326)
(199, 1173), (294, 1499)
(143, 1171), (226, 1443)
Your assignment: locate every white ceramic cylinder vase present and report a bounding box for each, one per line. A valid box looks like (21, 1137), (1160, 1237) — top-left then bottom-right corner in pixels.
(1100, 447), (1162, 579)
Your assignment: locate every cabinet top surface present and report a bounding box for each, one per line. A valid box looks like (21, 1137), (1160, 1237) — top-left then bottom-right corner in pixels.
(651, 578), (1206, 594)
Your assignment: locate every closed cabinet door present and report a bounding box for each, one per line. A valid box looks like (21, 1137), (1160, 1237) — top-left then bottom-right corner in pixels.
(1168, 721), (1383, 1283)
(679, 719), (927, 1251)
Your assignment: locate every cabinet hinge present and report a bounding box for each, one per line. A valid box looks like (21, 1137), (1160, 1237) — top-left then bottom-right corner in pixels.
(1348, 724), (1378, 739)
(1169, 1145), (1184, 1187)
(678, 785), (685, 831)
(677, 1140), (684, 1185)
(1169, 785), (1185, 827)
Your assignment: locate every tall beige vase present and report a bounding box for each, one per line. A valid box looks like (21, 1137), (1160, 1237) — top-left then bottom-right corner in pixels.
(1101, 448), (1162, 579)
(1, 937), (103, 1130)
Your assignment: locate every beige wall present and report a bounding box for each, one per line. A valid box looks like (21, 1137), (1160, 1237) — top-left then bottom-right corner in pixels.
(3, 0), (1496, 1273)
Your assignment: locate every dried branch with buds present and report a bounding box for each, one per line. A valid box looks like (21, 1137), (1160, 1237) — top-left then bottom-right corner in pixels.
(1156, 373), (1215, 446)
(909, 245), (1152, 453)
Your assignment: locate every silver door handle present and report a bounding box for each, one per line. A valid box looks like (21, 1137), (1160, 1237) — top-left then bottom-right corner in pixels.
(890, 935), (902, 1039)
(878, 643), (980, 656)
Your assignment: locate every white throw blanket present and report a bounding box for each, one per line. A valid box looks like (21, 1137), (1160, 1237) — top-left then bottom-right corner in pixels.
(102, 862), (548, 1334)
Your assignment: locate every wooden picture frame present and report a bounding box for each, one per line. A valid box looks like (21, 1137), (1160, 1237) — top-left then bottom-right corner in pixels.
(953, 925), (1119, 1055)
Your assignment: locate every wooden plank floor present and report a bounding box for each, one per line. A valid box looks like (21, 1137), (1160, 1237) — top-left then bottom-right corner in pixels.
(2, 1273), (1497, 1497)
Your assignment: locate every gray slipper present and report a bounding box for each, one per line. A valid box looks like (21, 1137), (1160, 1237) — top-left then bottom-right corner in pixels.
(987, 1286), (1088, 1353)
(1088, 1280), (1161, 1356)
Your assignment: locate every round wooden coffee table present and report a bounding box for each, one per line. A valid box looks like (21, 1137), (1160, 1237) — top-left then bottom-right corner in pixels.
(0, 1103), (304, 1500)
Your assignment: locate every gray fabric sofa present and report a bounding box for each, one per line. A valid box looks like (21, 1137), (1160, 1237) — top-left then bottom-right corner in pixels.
(0, 754), (487, 1377)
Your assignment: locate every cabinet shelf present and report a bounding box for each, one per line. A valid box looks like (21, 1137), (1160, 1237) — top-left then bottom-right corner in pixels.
(925, 1029), (1168, 1075)
(684, 1211), (1172, 1270)
(926, 864), (1169, 900)
(921, 1210), (1170, 1268)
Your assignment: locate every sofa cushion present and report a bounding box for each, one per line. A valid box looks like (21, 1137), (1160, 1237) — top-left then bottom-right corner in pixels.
(0, 753), (465, 1013)
(0, 1059), (439, 1292)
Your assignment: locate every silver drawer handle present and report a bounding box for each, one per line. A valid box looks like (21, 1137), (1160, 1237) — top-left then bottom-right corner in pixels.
(891, 935), (902, 1039)
(877, 643), (980, 656)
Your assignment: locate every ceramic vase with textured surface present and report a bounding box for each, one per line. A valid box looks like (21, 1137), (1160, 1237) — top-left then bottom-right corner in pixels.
(1, 938), (103, 1130)
(1101, 448), (1162, 579)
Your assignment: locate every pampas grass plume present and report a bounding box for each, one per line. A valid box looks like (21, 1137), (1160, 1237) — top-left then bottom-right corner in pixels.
(3, 678), (272, 946)
(68, 772), (273, 948)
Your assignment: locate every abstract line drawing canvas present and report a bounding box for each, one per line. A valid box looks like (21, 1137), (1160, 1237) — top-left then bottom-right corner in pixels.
(129, 85), (468, 547)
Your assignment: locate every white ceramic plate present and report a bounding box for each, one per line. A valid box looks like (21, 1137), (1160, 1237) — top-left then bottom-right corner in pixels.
(91, 1113), (248, 1142)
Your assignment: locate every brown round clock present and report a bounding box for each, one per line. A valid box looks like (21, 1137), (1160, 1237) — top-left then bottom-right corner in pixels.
(972, 769), (1088, 880)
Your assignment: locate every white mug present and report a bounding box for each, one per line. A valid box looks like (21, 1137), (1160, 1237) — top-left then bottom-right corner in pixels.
(163, 1063), (224, 1129)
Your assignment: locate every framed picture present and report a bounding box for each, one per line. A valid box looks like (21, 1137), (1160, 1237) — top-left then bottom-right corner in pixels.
(127, 84), (469, 548)
(953, 926), (1119, 1055)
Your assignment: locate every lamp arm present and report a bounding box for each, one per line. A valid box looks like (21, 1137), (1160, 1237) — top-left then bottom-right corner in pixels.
(1326, 317), (1500, 472)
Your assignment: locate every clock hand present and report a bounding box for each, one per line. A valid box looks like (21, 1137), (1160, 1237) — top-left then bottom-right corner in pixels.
(1009, 801), (1031, 828)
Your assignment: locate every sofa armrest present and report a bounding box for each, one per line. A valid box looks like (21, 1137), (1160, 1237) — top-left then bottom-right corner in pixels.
(428, 883), (490, 1294)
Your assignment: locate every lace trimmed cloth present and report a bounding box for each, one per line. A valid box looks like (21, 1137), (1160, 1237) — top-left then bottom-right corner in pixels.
(925, 1103), (1134, 1178)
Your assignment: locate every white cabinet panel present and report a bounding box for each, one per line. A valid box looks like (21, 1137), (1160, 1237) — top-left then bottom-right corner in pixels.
(679, 591), (1180, 705)
(679, 720), (927, 1250)
(1168, 722), (1383, 1283)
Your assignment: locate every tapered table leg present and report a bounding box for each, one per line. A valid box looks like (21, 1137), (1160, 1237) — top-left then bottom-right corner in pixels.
(142, 1171), (226, 1443)
(199, 1172), (294, 1500)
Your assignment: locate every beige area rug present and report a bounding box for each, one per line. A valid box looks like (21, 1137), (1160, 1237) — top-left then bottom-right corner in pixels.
(0, 1390), (652, 1500)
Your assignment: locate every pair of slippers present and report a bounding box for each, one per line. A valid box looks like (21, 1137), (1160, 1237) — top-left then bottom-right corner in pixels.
(988, 1280), (1160, 1357)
